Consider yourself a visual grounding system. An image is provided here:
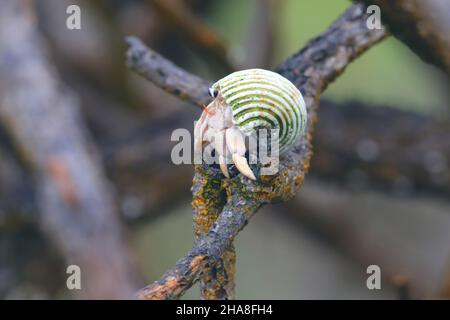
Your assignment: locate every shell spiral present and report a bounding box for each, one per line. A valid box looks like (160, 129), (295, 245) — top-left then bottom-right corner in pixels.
(212, 68), (307, 154)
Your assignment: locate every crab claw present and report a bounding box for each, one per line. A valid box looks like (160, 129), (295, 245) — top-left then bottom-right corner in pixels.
(225, 127), (256, 180)
(219, 155), (230, 178)
(232, 154), (256, 180)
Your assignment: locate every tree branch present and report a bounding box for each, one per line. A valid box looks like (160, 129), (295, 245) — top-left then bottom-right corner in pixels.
(137, 181), (260, 300)
(313, 101), (450, 196)
(129, 3), (387, 299)
(126, 36), (212, 107)
(191, 168), (235, 299)
(358, 0), (450, 75)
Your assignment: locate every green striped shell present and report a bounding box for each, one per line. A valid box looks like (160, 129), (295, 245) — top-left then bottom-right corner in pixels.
(212, 68), (307, 154)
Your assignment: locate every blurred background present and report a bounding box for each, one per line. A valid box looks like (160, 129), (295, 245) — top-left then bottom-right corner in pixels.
(0, 0), (449, 299)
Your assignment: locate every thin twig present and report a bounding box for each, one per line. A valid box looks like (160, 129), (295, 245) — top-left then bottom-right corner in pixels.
(126, 36), (212, 107)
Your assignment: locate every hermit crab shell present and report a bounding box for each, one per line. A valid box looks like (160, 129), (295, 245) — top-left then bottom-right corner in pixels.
(211, 68), (307, 154)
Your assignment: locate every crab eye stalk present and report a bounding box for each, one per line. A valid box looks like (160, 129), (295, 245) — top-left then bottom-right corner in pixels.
(208, 87), (219, 98)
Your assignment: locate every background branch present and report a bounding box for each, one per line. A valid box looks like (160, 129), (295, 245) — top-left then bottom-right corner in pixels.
(126, 36), (212, 107)
(0, 0), (136, 298)
(148, 0), (235, 72)
(358, 0), (450, 75)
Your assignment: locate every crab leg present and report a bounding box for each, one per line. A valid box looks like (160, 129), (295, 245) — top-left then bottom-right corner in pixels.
(213, 130), (230, 178)
(225, 126), (256, 180)
(194, 110), (208, 155)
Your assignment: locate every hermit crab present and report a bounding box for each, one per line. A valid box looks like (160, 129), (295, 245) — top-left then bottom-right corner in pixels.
(194, 68), (307, 180)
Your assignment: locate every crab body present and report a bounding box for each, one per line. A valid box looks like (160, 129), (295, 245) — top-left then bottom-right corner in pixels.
(195, 68), (307, 180)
